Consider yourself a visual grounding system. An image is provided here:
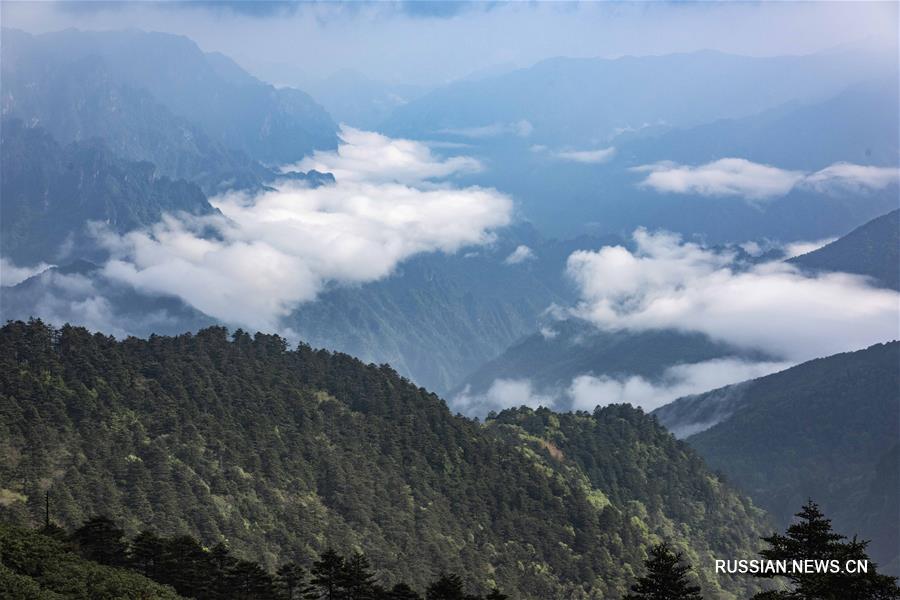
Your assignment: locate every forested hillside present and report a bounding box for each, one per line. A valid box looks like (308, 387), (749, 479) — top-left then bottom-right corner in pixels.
(656, 343), (900, 573)
(0, 320), (767, 599)
(789, 209), (900, 290)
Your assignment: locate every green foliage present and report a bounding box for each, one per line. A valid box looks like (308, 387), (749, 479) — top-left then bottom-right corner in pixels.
(0, 320), (768, 598)
(0, 523), (182, 599)
(751, 501), (900, 600)
(623, 543), (703, 600)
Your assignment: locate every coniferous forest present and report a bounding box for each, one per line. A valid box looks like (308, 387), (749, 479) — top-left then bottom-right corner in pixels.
(1, 320), (770, 599)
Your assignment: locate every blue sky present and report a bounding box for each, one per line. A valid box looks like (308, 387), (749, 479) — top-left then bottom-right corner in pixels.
(3, 1), (897, 85)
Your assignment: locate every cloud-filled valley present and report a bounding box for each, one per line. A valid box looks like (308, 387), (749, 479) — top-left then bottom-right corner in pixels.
(93, 129), (512, 331)
(566, 229), (898, 362)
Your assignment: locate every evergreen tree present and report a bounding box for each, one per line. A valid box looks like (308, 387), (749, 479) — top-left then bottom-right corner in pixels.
(312, 549), (348, 600)
(484, 589), (507, 600)
(623, 543), (703, 600)
(72, 515), (128, 567)
(130, 529), (165, 581)
(278, 562), (318, 600)
(426, 573), (465, 600)
(388, 582), (423, 600)
(344, 551), (380, 600)
(231, 558), (278, 600)
(752, 500), (900, 600)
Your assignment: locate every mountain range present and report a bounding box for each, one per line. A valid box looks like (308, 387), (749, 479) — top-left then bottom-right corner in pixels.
(654, 342), (900, 574)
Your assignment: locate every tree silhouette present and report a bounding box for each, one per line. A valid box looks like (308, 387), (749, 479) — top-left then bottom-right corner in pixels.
(72, 515), (128, 567)
(752, 500), (900, 600)
(312, 549), (348, 600)
(426, 573), (465, 600)
(344, 551), (380, 599)
(623, 542), (703, 600)
(277, 562), (318, 600)
(388, 582), (423, 599)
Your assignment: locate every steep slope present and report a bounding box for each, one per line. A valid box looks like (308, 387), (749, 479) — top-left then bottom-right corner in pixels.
(0, 119), (214, 265)
(2, 28), (337, 165)
(0, 320), (768, 599)
(655, 343), (900, 572)
(789, 209), (900, 290)
(286, 229), (615, 394)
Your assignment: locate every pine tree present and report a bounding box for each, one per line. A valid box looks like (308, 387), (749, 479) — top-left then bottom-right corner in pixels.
(484, 589), (507, 600)
(72, 515), (128, 567)
(426, 573), (466, 600)
(623, 543), (703, 600)
(344, 552), (379, 600)
(388, 582), (423, 600)
(312, 549), (348, 600)
(752, 500), (900, 600)
(278, 562), (318, 600)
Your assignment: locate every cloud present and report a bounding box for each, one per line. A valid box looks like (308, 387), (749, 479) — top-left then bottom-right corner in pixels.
(293, 126), (482, 183)
(568, 358), (791, 412)
(504, 245), (536, 265)
(436, 120), (533, 139)
(97, 131), (512, 331)
(783, 237), (837, 259)
(634, 158), (804, 199)
(0, 258), (54, 287)
(802, 162), (900, 194)
(566, 229), (899, 361)
(554, 147), (616, 164)
(635, 158), (900, 200)
(453, 379), (556, 415)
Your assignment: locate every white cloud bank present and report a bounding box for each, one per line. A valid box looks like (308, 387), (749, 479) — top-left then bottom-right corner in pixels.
(0, 258), (54, 287)
(97, 130), (512, 331)
(568, 358), (791, 412)
(554, 147), (617, 164)
(566, 228), (900, 362)
(635, 158), (899, 200)
(504, 245), (536, 265)
(293, 126), (482, 182)
(454, 379), (556, 415)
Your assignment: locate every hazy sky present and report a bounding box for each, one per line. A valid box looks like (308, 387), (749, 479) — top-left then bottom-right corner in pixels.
(3, 1), (897, 86)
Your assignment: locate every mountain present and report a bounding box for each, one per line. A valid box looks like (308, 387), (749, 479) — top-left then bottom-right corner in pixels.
(452, 318), (771, 412)
(2, 28), (338, 165)
(449, 80), (898, 241)
(285, 229), (617, 394)
(0, 28), (335, 195)
(0, 119), (214, 266)
(789, 209), (900, 290)
(0, 320), (769, 599)
(382, 48), (895, 147)
(654, 342), (900, 573)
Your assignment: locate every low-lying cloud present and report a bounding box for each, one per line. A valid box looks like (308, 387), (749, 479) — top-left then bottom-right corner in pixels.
(436, 120), (534, 139)
(566, 228), (899, 361)
(294, 126), (482, 182)
(567, 358), (791, 412)
(451, 357), (790, 416)
(504, 245), (536, 265)
(554, 147), (616, 164)
(0, 258), (54, 287)
(97, 130), (512, 331)
(635, 158), (899, 200)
